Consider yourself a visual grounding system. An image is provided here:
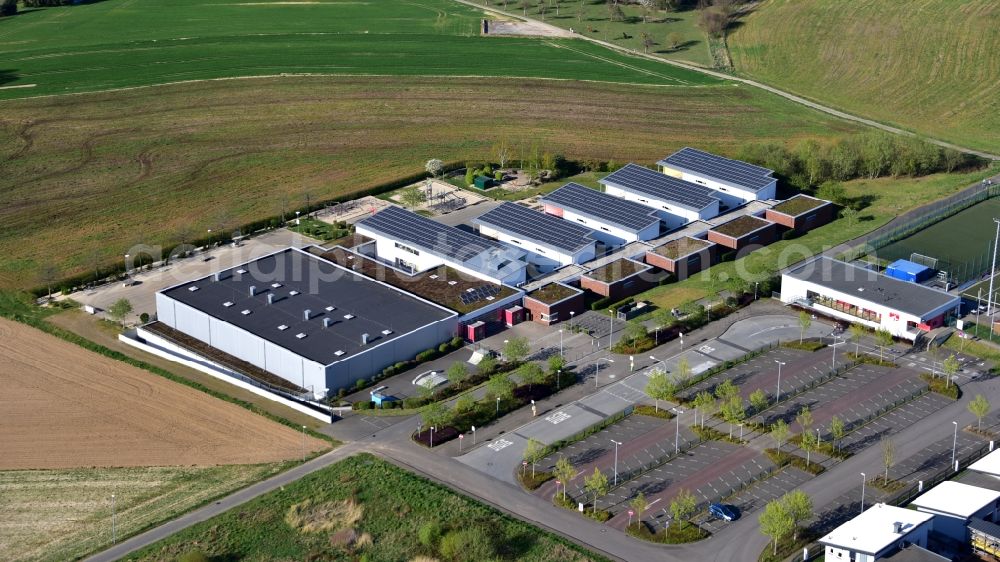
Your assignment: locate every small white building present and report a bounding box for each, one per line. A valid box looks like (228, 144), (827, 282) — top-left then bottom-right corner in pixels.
(911, 481), (1000, 542)
(473, 202), (597, 272)
(820, 503), (935, 562)
(780, 256), (960, 341)
(540, 182), (660, 248)
(599, 163), (721, 230)
(658, 147), (777, 209)
(355, 206), (528, 286)
(968, 449), (1000, 479)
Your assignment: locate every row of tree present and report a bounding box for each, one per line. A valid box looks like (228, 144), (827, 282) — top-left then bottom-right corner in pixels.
(1, 0), (16, 17)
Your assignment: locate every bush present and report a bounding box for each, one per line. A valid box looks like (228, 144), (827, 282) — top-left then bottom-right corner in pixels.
(139, 312), (150, 323)
(627, 521), (708, 544)
(633, 404), (676, 419)
(354, 378), (367, 390)
(518, 470), (554, 491)
(353, 401), (373, 411)
(921, 373), (960, 399)
(438, 342), (449, 353)
(416, 348), (439, 362)
(590, 296), (614, 311)
(418, 520), (443, 548)
(782, 340), (826, 352)
(692, 425), (743, 445)
(765, 448), (824, 475)
(438, 526), (495, 562)
(178, 551), (210, 562)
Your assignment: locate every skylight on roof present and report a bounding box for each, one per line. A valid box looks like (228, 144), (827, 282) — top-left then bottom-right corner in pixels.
(448, 281), (457, 286)
(325, 306), (335, 311)
(236, 268), (247, 274)
(429, 274), (439, 279)
(241, 309), (252, 315)
(271, 283), (282, 288)
(188, 286), (199, 292)
(223, 301), (234, 307)
(277, 324), (288, 331)
(295, 333), (307, 339)
(381, 329), (393, 336)
(343, 314), (354, 320)
(289, 290), (299, 296)
(334, 350), (345, 357)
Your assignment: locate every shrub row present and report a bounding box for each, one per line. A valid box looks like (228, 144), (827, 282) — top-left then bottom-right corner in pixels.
(765, 449), (824, 476)
(920, 373), (961, 399)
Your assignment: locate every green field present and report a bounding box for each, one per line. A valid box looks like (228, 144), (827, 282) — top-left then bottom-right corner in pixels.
(0, 0), (717, 99)
(126, 454), (606, 562)
(728, 0), (1000, 153)
(0, 463), (293, 562)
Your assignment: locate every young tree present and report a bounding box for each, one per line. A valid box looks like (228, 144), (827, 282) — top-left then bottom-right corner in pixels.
(829, 416), (846, 452)
(841, 207), (859, 227)
(547, 354), (566, 375)
(645, 369), (675, 412)
(850, 323), (866, 355)
(652, 307), (675, 332)
(668, 31), (682, 50)
(621, 321), (648, 346)
(800, 431), (817, 468)
(504, 336), (530, 364)
(425, 158), (444, 178)
(630, 492), (649, 525)
(640, 31), (654, 53)
(770, 419), (790, 450)
(943, 354), (960, 389)
(553, 456), (578, 501)
(881, 435), (895, 485)
(400, 187), (426, 208)
(518, 362), (545, 391)
(722, 395), (746, 438)
(491, 137), (513, 170)
(488, 373), (515, 401)
(714, 379), (738, 402)
(446, 362), (468, 386)
(693, 391), (716, 428)
(108, 298), (133, 328)
(749, 388), (769, 413)
(798, 311), (812, 343)
(422, 401), (450, 431)
(38, 263), (61, 301)
(781, 490), (813, 541)
(796, 406), (813, 434)
(583, 468), (609, 514)
(453, 394), (474, 415)
(477, 354), (498, 377)
(969, 394), (991, 431)
(760, 498), (794, 556)
(669, 489), (697, 530)
(523, 438), (544, 477)
(676, 356), (692, 388)
(876, 329), (894, 362)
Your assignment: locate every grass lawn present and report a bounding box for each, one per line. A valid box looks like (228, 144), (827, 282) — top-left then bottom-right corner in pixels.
(634, 167), (998, 314)
(125, 454), (608, 562)
(0, 0), (716, 99)
(0, 463), (293, 562)
(0, 76), (859, 291)
(728, 0), (1000, 152)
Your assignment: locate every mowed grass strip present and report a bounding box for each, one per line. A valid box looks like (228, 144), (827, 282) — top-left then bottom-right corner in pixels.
(0, 0), (715, 98)
(728, 0), (1000, 152)
(125, 454), (607, 562)
(0, 463), (293, 562)
(0, 76), (859, 290)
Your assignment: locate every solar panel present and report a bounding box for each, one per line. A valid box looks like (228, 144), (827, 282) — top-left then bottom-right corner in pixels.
(658, 147), (774, 191)
(357, 206), (507, 263)
(600, 164), (720, 211)
(474, 202), (595, 254)
(541, 183), (660, 232)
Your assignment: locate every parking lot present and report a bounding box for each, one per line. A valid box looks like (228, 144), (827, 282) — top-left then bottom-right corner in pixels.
(838, 392), (955, 453)
(693, 466), (813, 535)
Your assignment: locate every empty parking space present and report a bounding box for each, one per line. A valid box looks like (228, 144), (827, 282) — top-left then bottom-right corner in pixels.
(839, 392), (954, 453)
(694, 466), (813, 535)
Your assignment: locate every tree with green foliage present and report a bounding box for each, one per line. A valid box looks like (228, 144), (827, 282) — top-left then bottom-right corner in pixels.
(477, 354), (498, 377)
(487, 373), (514, 401)
(943, 354), (960, 389)
(0, 0), (17, 16)
(829, 416), (845, 452)
(969, 394), (991, 431)
(675, 356), (692, 387)
(631, 492), (649, 525)
(518, 362), (545, 391)
(547, 354), (566, 375)
(652, 307), (675, 331)
(693, 391), (716, 428)
(504, 336), (530, 364)
(796, 406), (813, 434)
(446, 362), (468, 386)
(749, 388), (769, 414)
(722, 395), (746, 438)
(400, 187), (426, 208)
(770, 419), (790, 450)
(584, 468), (609, 514)
(850, 323), (866, 355)
(798, 311), (812, 343)
(876, 329), (894, 361)
(840, 207), (859, 227)
(645, 368), (675, 412)
(425, 158), (444, 178)
(800, 431), (817, 468)
(422, 401), (450, 431)
(491, 137), (512, 170)
(669, 489), (697, 530)
(781, 490), (813, 541)
(523, 438), (544, 477)
(621, 321), (648, 346)
(453, 394), (474, 415)
(714, 379), (738, 402)
(553, 456), (577, 501)
(108, 298), (133, 328)
(760, 497), (794, 556)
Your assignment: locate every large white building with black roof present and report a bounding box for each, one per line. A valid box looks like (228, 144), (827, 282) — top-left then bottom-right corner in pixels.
(540, 182), (660, 247)
(473, 202), (597, 271)
(780, 256), (960, 340)
(355, 206), (527, 285)
(658, 147), (777, 209)
(598, 163), (721, 229)
(153, 247), (458, 395)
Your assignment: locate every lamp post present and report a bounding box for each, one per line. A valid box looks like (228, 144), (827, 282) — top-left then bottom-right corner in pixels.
(556, 368), (561, 391)
(611, 439), (622, 486)
(496, 397), (500, 417)
(775, 360), (786, 402)
(502, 339), (509, 361)
(596, 357), (614, 389)
(430, 426), (436, 448)
(472, 425), (477, 445)
(754, 281), (759, 301)
(987, 218), (1000, 317)
(860, 473), (866, 514)
(559, 329), (564, 358)
(951, 420), (959, 469)
(207, 228), (212, 248)
(832, 336), (840, 369)
(679, 332), (684, 351)
(671, 407), (684, 454)
(300, 425), (306, 461)
(569, 310), (575, 328)
(608, 309), (614, 350)
(123, 253), (130, 279)
(111, 493), (117, 544)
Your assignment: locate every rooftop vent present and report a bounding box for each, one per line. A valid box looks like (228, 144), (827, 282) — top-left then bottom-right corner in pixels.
(334, 350), (345, 357)
(486, 296), (495, 301)
(323, 318), (333, 328)
(466, 288), (475, 293)
(430, 274), (439, 279)
(241, 309), (252, 315)
(343, 314), (354, 320)
(223, 301), (234, 307)
(361, 333), (370, 346)
(303, 309), (312, 321)
(381, 329), (393, 336)
(858, 287), (865, 292)
(347, 255), (354, 260)
(289, 290), (299, 296)
(295, 333), (307, 339)
(271, 283), (282, 289)
(188, 286), (199, 292)
(893, 522), (903, 534)
(277, 324), (288, 331)
(213, 272), (223, 282)
(249, 285), (257, 296)
(325, 306), (336, 312)
(448, 281), (457, 286)
(236, 268), (247, 275)
(267, 293), (276, 305)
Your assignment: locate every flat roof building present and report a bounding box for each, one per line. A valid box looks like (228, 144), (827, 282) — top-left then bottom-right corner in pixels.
(780, 256), (960, 340)
(154, 247), (458, 396)
(968, 449), (1000, 478)
(911, 481), (1000, 542)
(658, 147), (777, 208)
(599, 163), (721, 230)
(541, 182), (660, 247)
(820, 503), (935, 562)
(355, 206), (527, 285)
(474, 202), (597, 271)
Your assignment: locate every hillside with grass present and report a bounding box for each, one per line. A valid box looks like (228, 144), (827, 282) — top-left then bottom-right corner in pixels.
(728, 0), (1000, 153)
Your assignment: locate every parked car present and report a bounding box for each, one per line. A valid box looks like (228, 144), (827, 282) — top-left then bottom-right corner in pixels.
(709, 503), (739, 522)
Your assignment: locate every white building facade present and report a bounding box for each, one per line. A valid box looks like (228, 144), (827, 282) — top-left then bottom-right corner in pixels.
(658, 147), (778, 209)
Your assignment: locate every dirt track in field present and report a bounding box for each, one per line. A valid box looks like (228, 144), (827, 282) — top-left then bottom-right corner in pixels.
(0, 318), (328, 469)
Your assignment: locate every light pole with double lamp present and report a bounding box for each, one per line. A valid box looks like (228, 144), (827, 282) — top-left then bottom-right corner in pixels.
(649, 355), (668, 372)
(774, 360), (786, 402)
(611, 439), (622, 486)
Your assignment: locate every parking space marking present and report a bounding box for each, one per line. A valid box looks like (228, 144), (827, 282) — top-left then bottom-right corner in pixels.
(545, 411), (571, 425)
(488, 438), (513, 452)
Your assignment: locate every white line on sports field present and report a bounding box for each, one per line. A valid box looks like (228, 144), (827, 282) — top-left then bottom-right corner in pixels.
(0, 84), (36, 90)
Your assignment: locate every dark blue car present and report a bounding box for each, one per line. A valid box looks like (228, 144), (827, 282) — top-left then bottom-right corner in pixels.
(709, 503), (739, 522)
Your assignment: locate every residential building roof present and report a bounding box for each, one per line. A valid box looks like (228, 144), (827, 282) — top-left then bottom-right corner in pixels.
(658, 147), (775, 191)
(474, 202), (595, 254)
(541, 182), (660, 232)
(599, 163), (719, 211)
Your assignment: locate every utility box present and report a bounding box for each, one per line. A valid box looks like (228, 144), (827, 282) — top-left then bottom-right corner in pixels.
(473, 176), (494, 190)
(504, 305), (525, 327)
(886, 259), (933, 283)
(465, 320), (486, 342)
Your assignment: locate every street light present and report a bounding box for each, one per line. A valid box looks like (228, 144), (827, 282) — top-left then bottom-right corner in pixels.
(774, 360), (786, 402)
(207, 228), (212, 248)
(596, 357), (614, 389)
(608, 309), (615, 350)
(111, 493), (117, 544)
(860, 473), (866, 514)
(559, 329), (564, 358)
(832, 336), (840, 369)
(556, 368), (562, 391)
(671, 407), (684, 454)
(496, 397), (501, 417)
(300, 425), (306, 461)
(679, 332), (684, 350)
(430, 426), (436, 448)
(570, 310), (575, 328)
(123, 253), (130, 279)
(951, 420), (959, 469)
(611, 439), (622, 486)
(502, 339), (509, 361)
(754, 281), (759, 301)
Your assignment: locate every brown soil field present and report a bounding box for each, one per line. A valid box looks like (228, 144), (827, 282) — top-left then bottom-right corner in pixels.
(0, 317), (328, 469)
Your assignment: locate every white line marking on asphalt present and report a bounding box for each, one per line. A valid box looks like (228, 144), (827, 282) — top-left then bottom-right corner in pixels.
(488, 438), (513, 452)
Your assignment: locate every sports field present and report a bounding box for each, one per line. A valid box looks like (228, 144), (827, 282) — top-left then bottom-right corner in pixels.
(0, 0), (715, 98)
(728, 0), (1000, 153)
(0, 76), (860, 290)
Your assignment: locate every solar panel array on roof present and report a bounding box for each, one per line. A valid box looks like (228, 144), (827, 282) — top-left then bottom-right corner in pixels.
(541, 182), (660, 232)
(474, 202), (595, 254)
(659, 147), (774, 191)
(357, 206), (507, 262)
(599, 163), (719, 211)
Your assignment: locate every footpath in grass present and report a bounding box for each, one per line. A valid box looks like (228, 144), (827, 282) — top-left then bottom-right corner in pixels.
(0, 463), (293, 562)
(125, 454), (608, 562)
